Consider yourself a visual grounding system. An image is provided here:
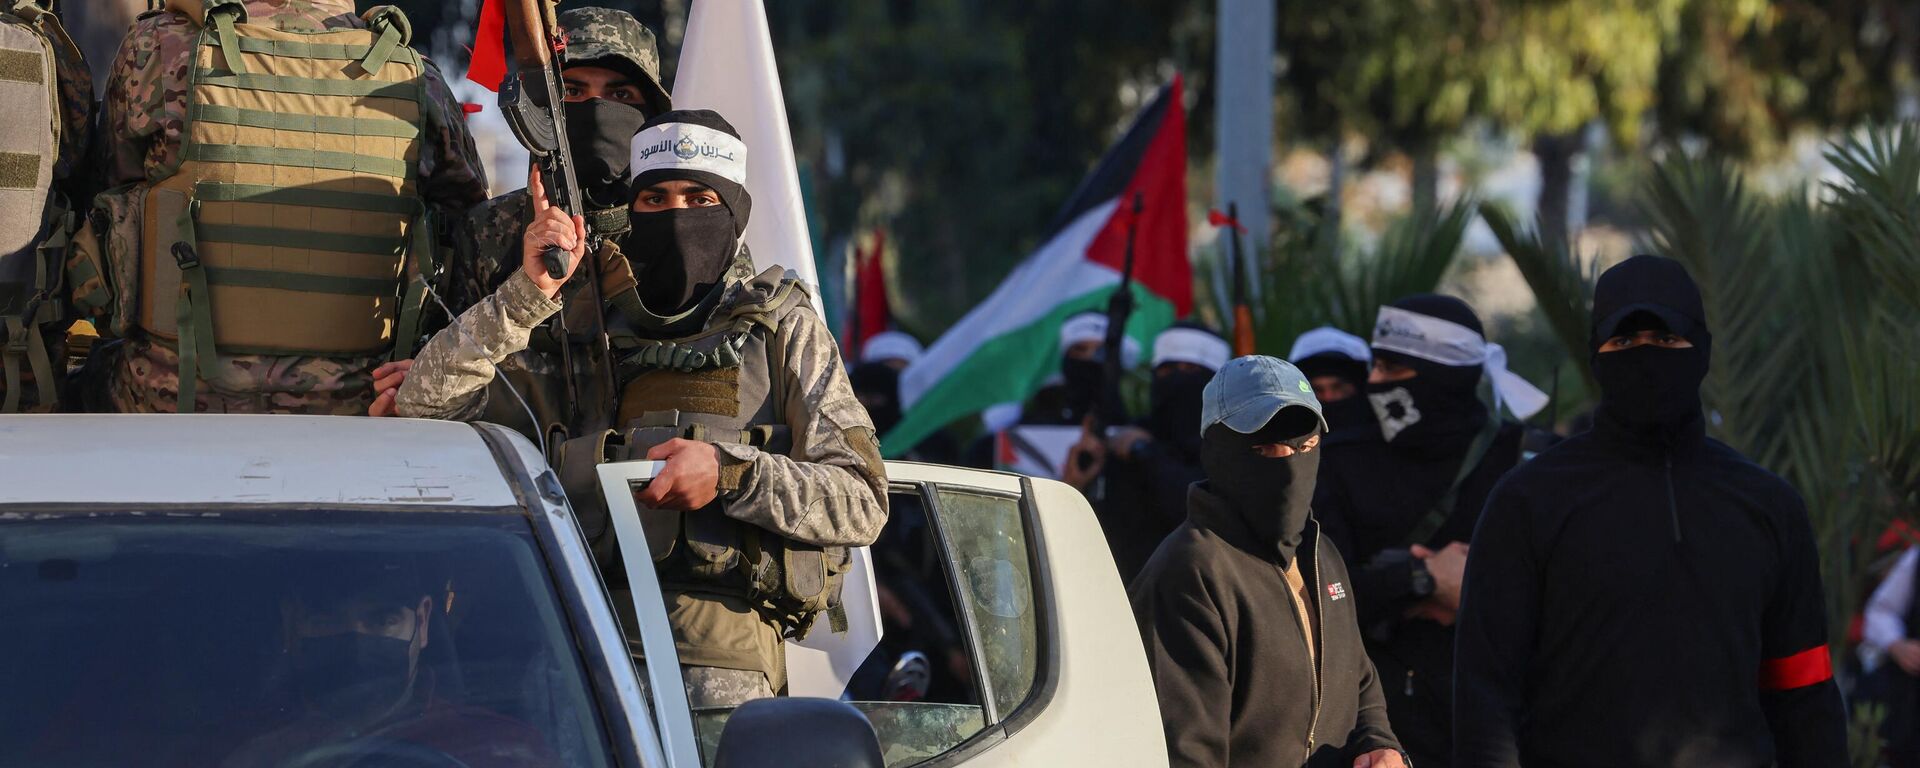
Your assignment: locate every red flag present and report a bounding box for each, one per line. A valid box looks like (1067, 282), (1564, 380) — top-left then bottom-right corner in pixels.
(847, 230), (892, 358)
(466, 0), (508, 92)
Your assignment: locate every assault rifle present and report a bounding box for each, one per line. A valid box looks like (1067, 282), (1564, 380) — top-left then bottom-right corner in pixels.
(1076, 192), (1144, 474)
(498, 0), (580, 280)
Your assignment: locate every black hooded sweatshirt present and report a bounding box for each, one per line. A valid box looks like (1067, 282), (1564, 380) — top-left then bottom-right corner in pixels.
(1453, 255), (1848, 768)
(1134, 419), (1401, 768)
(1313, 295), (1526, 768)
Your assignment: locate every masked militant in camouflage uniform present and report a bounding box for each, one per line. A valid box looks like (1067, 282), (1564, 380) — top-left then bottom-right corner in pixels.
(65, 0), (487, 415)
(393, 111), (888, 708)
(418, 7), (670, 437)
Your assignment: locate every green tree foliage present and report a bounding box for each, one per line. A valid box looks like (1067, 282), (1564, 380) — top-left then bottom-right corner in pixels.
(1200, 198), (1475, 353)
(1655, 0), (1908, 158)
(770, 0), (1205, 335)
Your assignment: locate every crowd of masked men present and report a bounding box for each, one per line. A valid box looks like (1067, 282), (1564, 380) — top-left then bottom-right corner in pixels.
(853, 257), (1860, 767)
(0, 2), (1882, 768)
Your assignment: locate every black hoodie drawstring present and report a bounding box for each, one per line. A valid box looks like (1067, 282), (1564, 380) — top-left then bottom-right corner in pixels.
(1664, 452), (1682, 543)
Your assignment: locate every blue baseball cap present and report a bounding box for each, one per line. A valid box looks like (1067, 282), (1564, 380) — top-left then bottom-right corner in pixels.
(1200, 355), (1328, 437)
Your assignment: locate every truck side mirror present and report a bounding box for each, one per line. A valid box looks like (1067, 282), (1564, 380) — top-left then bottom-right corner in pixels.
(713, 697), (883, 768)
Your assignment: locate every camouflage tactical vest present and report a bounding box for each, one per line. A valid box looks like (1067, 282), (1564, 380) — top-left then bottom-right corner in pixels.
(561, 267), (849, 638)
(0, 0), (86, 413)
(80, 0), (432, 412)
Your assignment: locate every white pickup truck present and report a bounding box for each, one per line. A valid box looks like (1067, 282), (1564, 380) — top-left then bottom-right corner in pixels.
(0, 415), (1166, 768)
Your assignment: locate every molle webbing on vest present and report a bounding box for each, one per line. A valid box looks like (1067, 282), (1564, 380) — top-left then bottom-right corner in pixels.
(611, 269), (802, 380)
(133, 4), (431, 411)
(0, 3), (67, 413)
(618, 366), (741, 423)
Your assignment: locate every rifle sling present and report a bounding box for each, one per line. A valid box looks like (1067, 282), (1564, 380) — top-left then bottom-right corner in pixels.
(1403, 419), (1502, 547)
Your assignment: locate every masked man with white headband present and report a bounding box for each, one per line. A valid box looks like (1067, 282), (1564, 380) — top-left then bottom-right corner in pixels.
(1095, 322), (1232, 584)
(965, 311), (1139, 469)
(1313, 294), (1547, 768)
(1290, 326), (1375, 434)
(392, 110), (888, 708)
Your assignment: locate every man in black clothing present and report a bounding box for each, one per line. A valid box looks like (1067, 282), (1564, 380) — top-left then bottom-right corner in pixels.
(1290, 326), (1375, 434)
(1135, 355), (1406, 768)
(1099, 322), (1230, 583)
(1313, 294), (1547, 768)
(1453, 255), (1848, 768)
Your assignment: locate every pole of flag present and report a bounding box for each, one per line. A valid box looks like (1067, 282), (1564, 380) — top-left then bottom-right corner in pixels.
(1208, 205), (1256, 356)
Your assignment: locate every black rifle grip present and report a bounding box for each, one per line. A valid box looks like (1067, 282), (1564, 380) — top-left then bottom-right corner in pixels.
(542, 245), (570, 280)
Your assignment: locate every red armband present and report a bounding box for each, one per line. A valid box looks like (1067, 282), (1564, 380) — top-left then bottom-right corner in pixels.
(1759, 645), (1833, 690)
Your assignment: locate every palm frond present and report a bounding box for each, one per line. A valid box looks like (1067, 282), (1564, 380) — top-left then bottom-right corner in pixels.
(1479, 200), (1599, 394)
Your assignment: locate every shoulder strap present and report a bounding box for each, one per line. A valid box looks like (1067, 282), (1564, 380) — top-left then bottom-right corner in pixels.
(1403, 419), (1504, 547)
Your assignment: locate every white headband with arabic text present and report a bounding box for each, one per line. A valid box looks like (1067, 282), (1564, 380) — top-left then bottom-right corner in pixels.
(1371, 306), (1550, 420)
(630, 122), (749, 186)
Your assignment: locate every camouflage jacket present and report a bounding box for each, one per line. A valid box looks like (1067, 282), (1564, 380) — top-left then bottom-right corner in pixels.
(398, 266), (890, 550)
(92, 0), (488, 414)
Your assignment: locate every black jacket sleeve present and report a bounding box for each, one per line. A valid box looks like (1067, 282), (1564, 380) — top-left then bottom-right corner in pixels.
(1451, 480), (1536, 768)
(1315, 475), (1418, 631)
(1759, 493), (1849, 767)
(1135, 577), (1233, 768)
(1347, 646), (1401, 757)
(1136, 441), (1203, 531)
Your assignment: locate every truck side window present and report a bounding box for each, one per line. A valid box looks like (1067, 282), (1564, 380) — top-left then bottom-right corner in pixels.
(931, 488), (1039, 717)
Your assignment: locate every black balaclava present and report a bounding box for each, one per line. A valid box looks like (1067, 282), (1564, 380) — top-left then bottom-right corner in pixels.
(850, 361), (903, 436)
(294, 631), (415, 721)
(1589, 255), (1712, 443)
(623, 109), (754, 317)
(564, 98), (650, 211)
(1147, 364), (1212, 457)
(1365, 294), (1489, 453)
(1200, 408), (1323, 566)
(1296, 352), (1373, 432)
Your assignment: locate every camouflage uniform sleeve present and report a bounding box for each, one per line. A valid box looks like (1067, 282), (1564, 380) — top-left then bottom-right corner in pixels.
(416, 58), (489, 219)
(447, 192), (532, 313)
(712, 299), (890, 548)
(103, 13), (184, 187)
(396, 268), (560, 421)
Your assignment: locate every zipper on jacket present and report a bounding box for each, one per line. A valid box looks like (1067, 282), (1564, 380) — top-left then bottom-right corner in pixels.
(1306, 548), (1324, 762)
(1664, 452), (1682, 543)
(1277, 551), (1324, 765)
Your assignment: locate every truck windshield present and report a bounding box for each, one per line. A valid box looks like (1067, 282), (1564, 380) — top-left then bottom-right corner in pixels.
(0, 511), (615, 768)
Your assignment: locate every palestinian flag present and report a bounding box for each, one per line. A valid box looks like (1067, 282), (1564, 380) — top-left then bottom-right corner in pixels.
(885, 76), (1190, 456)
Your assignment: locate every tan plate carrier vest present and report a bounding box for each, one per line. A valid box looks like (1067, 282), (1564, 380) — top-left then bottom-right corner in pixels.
(0, 0), (80, 413)
(137, 0), (432, 410)
(560, 269), (850, 639)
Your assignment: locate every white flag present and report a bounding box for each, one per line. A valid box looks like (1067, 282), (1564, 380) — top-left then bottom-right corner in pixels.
(671, 0), (820, 290)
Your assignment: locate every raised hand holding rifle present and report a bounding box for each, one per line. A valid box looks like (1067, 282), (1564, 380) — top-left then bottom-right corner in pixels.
(1074, 192), (1145, 476)
(498, 0), (581, 282)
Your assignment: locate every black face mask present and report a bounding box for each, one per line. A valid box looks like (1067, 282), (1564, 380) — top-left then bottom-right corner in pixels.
(1593, 344), (1708, 435)
(623, 207), (739, 316)
(1365, 360), (1485, 452)
(1200, 418), (1322, 565)
(1320, 395), (1375, 433)
(1146, 368), (1211, 456)
(850, 362), (903, 435)
(564, 99), (649, 211)
(1060, 356), (1104, 418)
(294, 632), (415, 721)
